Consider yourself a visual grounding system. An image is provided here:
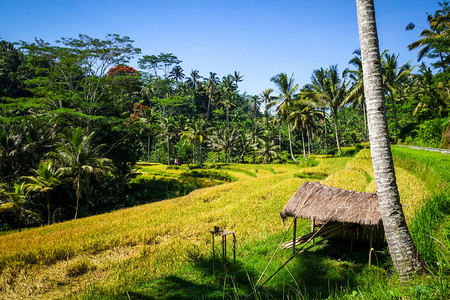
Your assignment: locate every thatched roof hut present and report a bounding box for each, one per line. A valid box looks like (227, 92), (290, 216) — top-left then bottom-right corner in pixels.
(280, 181), (381, 226)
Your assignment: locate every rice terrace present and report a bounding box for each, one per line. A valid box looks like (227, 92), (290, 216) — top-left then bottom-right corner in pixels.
(0, 0), (450, 299)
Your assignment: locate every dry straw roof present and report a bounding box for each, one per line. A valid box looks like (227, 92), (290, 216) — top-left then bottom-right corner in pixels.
(280, 181), (381, 226)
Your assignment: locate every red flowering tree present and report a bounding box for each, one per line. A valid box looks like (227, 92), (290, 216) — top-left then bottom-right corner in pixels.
(107, 64), (139, 78)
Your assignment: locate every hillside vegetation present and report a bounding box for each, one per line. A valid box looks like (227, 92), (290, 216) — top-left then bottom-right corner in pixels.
(0, 148), (448, 299)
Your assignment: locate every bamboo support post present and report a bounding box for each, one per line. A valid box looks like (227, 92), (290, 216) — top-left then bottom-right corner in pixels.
(233, 234), (237, 269)
(212, 232), (215, 274)
(368, 229), (373, 268)
(292, 218), (297, 255)
(222, 235), (227, 273)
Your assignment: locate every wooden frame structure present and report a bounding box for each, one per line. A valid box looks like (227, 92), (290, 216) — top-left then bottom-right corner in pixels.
(280, 181), (384, 266)
(210, 226), (236, 273)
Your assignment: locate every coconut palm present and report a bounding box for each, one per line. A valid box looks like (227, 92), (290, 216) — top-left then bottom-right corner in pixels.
(50, 127), (112, 220)
(306, 66), (349, 156)
(356, 0), (425, 278)
(158, 116), (180, 165)
(232, 71), (244, 90)
(285, 97), (322, 162)
(208, 125), (238, 163)
(260, 88), (276, 127)
(256, 132), (278, 163)
(189, 69), (202, 91)
(205, 72), (220, 119)
(381, 51), (414, 136)
(220, 75), (237, 128)
(410, 64), (447, 118)
(346, 49), (369, 146)
(182, 118), (208, 167)
(169, 65), (185, 83)
(139, 107), (158, 162)
(406, 2), (450, 72)
(22, 161), (63, 225)
(270, 73), (299, 162)
(0, 183), (41, 230)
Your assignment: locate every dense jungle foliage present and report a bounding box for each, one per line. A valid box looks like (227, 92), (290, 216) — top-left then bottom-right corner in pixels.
(0, 2), (448, 230)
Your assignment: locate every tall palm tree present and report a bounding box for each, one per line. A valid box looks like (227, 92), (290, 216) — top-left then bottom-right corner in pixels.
(346, 49), (368, 146)
(381, 51), (414, 136)
(260, 88), (276, 127)
(220, 75), (237, 128)
(306, 66), (349, 156)
(255, 132), (278, 163)
(139, 107), (158, 163)
(189, 69), (202, 91)
(182, 118), (208, 167)
(270, 73), (299, 162)
(410, 64), (447, 117)
(406, 2), (450, 72)
(205, 72), (219, 119)
(158, 116), (180, 165)
(356, 0), (424, 279)
(22, 161), (63, 225)
(51, 127), (112, 220)
(286, 97), (322, 162)
(232, 71), (244, 90)
(169, 65), (185, 83)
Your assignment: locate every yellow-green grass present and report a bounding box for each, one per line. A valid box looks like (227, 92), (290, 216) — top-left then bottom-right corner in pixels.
(0, 154), (430, 299)
(323, 149), (428, 221)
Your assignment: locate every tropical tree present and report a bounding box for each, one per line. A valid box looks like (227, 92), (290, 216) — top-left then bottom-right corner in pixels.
(220, 75), (237, 127)
(189, 69), (202, 90)
(50, 127), (112, 220)
(346, 49), (369, 146)
(22, 161), (63, 225)
(232, 71), (244, 90)
(255, 132), (278, 163)
(182, 118), (208, 167)
(158, 116), (180, 165)
(260, 88), (276, 127)
(381, 51), (414, 136)
(410, 63), (448, 118)
(286, 97), (322, 162)
(22, 34), (141, 115)
(169, 65), (185, 83)
(270, 73), (299, 162)
(205, 72), (219, 119)
(356, 0), (425, 278)
(306, 66), (349, 156)
(406, 1), (450, 72)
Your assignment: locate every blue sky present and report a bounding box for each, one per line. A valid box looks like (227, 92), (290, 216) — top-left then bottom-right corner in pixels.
(0, 0), (440, 96)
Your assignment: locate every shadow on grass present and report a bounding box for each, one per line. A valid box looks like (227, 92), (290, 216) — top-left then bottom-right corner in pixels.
(111, 236), (389, 299)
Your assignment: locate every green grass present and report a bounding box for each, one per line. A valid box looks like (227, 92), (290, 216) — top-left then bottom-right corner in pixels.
(0, 148), (448, 299)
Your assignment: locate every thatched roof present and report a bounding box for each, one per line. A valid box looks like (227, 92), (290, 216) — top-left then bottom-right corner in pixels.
(280, 181), (381, 226)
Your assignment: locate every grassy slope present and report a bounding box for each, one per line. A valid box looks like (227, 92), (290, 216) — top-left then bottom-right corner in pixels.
(0, 149), (446, 299)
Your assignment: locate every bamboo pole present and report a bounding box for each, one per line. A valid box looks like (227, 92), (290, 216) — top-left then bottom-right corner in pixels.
(292, 218), (297, 255)
(369, 229), (373, 268)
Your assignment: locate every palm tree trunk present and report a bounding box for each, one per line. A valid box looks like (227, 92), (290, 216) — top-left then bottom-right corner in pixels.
(307, 128), (311, 156)
(167, 136), (170, 165)
(226, 105), (230, 128)
(363, 102), (368, 148)
(199, 143), (203, 168)
(287, 124), (297, 163)
(333, 112), (344, 156)
(74, 176), (81, 220)
(47, 193), (51, 225)
(207, 95), (211, 119)
(301, 126), (308, 163)
(147, 134), (151, 163)
(323, 108), (329, 153)
(356, 0), (425, 279)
